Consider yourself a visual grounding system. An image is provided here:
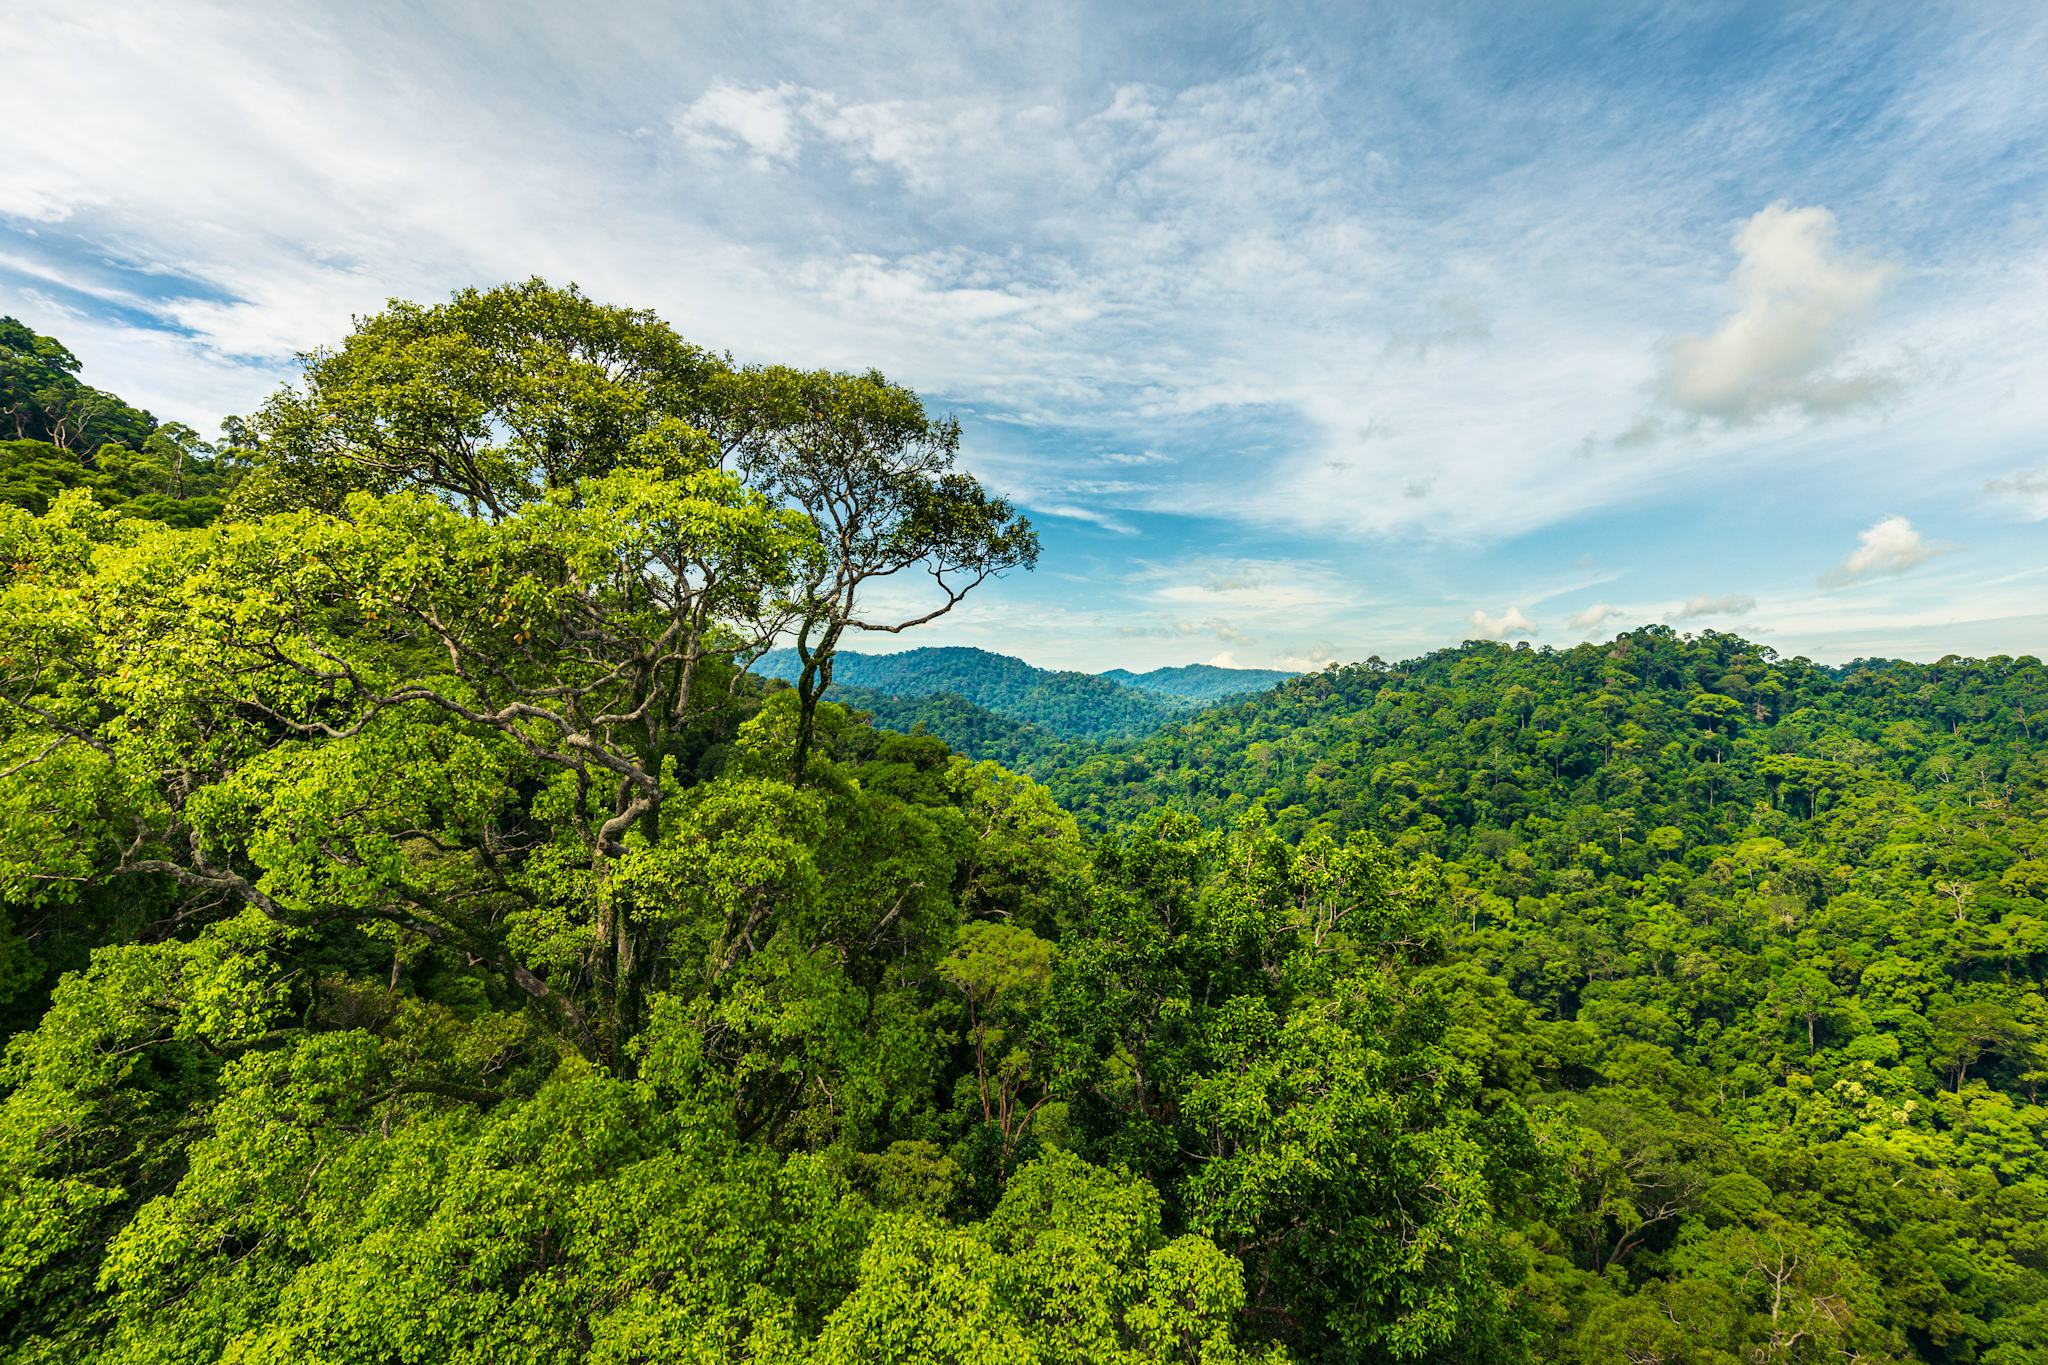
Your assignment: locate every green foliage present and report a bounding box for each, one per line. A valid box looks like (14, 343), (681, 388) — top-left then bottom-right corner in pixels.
(760, 646), (1203, 743)
(815, 1150), (1274, 1364)
(0, 317), (235, 526)
(228, 280), (1036, 784)
(4, 290), (2045, 1363)
(0, 318), (155, 453)
(229, 278), (732, 519)
(1101, 662), (1297, 704)
(1033, 629), (2048, 1362)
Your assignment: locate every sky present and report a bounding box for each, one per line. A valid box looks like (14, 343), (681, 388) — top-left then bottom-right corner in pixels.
(6, 1), (2047, 672)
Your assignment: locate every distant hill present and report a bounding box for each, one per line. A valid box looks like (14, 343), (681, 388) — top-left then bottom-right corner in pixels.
(1043, 627), (2048, 839)
(1100, 662), (1296, 703)
(829, 685), (1067, 773)
(758, 646), (1300, 751)
(758, 646), (1205, 744)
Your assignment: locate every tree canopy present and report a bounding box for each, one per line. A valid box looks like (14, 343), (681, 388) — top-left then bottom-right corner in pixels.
(1, 318), (155, 453)
(2, 296), (2045, 1364)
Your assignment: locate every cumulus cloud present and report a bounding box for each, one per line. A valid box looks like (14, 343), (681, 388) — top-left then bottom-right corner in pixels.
(1662, 203), (1896, 423)
(1468, 607), (1537, 640)
(673, 82), (808, 162)
(1274, 643), (1340, 671)
(1673, 593), (1756, 620)
(1568, 602), (1624, 631)
(1820, 515), (1937, 586)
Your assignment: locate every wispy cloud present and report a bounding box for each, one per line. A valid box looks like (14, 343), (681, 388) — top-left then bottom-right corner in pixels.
(1131, 557), (1353, 614)
(1673, 593), (1757, 620)
(3, 1), (2045, 668)
(1986, 467), (2048, 520)
(1028, 503), (1139, 535)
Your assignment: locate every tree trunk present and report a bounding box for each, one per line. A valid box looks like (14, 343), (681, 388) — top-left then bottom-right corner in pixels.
(790, 620), (841, 783)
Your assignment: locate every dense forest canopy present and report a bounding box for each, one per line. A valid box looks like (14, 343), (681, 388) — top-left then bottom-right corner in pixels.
(757, 646), (1289, 743)
(1, 317), (156, 453)
(759, 644), (1185, 741)
(2, 287), (2045, 1364)
(1100, 663), (1299, 704)
(1, 316), (241, 529)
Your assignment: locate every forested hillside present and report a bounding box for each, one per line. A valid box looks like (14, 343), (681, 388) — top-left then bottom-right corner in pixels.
(828, 684), (1069, 774)
(759, 646), (1289, 742)
(2, 290), (2045, 1364)
(1045, 631), (2048, 1359)
(0, 317), (240, 527)
(1101, 662), (1297, 702)
(759, 646), (1192, 741)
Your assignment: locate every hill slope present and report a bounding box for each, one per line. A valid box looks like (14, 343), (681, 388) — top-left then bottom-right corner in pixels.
(761, 646), (1295, 744)
(1100, 661), (1296, 702)
(1, 316), (240, 525)
(1050, 627), (2048, 841)
(1033, 626), (2048, 1360)
(829, 683), (1067, 772)
(758, 645), (1187, 742)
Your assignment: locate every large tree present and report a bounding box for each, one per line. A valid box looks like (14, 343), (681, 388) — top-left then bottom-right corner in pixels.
(0, 281), (1034, 1066)
(235, 282), (1037, 779)
(231, 279), (728, 518)
(711, 365), (1038, 779)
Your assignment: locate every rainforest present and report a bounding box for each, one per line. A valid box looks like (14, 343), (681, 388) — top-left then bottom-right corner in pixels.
(3, 286), (2046, 1365)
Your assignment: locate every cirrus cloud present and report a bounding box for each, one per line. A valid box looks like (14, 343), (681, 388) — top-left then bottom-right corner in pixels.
(1986, 467), (2048, 520)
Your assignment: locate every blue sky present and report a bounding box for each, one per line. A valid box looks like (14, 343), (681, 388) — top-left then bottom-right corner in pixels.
(6, 1), (2046, 671)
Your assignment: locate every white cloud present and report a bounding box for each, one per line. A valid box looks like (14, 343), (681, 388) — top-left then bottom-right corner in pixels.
(1821, 515), (1937, 586)
(1028, 503), (1138, 534)
(4, 2), (2047, 668)
(674, 82), (807, 162)
(1673, 592), (1756, 620)
(672, 82), (991, 195)
(1987, 467), (2048, 520)
(1274, 643), (1340, 671)
(1468, 607), (1537, 640)
(1662, 202), (1896, 422)
(1569, 602), (1624, 631)
(1140, 557), (1351, 613)
(7, 10), (2035, 555)
(1114, 617), (1251, 645)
